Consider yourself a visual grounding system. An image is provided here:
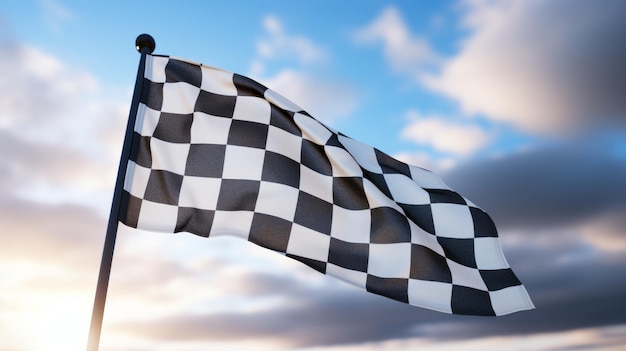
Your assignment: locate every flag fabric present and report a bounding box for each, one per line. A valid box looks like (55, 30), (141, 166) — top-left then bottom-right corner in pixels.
(120, 54), (534, 316)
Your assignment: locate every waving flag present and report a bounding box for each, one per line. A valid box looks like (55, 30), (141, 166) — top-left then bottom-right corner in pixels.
(119, 54), (534, 316)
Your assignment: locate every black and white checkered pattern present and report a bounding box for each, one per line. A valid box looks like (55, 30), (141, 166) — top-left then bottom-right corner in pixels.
(119, 55), (534, 316)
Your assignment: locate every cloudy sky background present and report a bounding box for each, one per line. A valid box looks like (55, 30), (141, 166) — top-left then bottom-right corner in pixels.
(1, 0), (625, 350)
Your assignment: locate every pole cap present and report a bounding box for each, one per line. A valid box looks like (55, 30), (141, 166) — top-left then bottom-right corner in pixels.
(135, 34), (156, 54)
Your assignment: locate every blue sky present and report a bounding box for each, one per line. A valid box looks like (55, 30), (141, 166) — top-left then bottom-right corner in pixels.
(1, 1), (625, 350)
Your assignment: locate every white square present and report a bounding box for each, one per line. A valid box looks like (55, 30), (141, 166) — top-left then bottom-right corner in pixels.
(210, 210), (254, 240)
(190, 113), (232, 144)
(409, 165), (450, 190)
(137, 200), (178, 233)
(147, 55), (168, 83)
(326, 146), (363, 177)
(150, 138), (190, 175)
(286, 224), (331, 262)
(431, 203), (475, 238)
(338, 135), (382, 173)
(266, 126), (302, 162)
(330, 206), (371, 243)
(255, 182), (298, 221)
(474, 238), (509, 269)
(368, 243), (412, 278)
(294, 113), (332, 144)
(408, 279), (452, 313)
(124, 161), (151, 198)
(178, 176), (222, 210)
(137, 105), (161, 136)
(264, 89), (302, 112)
(161, 82), (200, 114)
(299, 165), (333, 203)
(200, 66), (237, 95)
(384, 173), (430, 205)
(222, 145), (265, 180)
(447, 259), (487, 291)
(326, 263), (367, 289)
(410, 222), (445, 256)
(363, 178), (403, 212)
(233, 96), (271, 124)
(489, 285), (534, 316)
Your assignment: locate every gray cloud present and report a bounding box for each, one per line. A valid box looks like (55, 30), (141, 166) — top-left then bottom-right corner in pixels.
(441, 136), (626, 230)
(424, 0), (626, 134)
(111, 235), (626, 348)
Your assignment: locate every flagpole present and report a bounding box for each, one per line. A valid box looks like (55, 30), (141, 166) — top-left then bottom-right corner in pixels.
(87, 34), (155, 351)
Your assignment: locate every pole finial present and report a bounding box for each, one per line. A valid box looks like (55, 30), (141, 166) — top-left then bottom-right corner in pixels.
(135, 34), (155, 54)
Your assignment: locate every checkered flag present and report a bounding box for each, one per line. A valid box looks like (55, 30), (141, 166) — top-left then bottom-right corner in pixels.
(119, 55), (534, 316)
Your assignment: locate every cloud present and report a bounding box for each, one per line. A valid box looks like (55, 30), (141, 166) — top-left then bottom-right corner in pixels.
(110, 237), (626, 348)
(423, 0), (626, 134)
(260, 69), (358, 125)
(400, 110), (492, 156)
(256, 15), (327, 67)
(39, 0), (73, 32)
(580, 213), (626, 252)
(353, 6), (440, 75)
(440, 136), (626, 230)
(250, 16), (357, 126)
(0, 42), (128, 207)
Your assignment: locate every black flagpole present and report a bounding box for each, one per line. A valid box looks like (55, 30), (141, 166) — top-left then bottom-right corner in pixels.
(87, 34), (155, 351)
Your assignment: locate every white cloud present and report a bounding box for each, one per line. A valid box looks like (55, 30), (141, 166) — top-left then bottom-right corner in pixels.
(257, 15), (327, 66)
(260, 69), (357, 125)
(423, 0), (626, 134)
(393, 151), (456, 173)
(401, 110), (491, 156)
(39, 0), (73, 32)
(353, 6), (440, 75)
(251, 16), (356, 125)
(581, 212), (626, 253)
(0, 43), (128, 208)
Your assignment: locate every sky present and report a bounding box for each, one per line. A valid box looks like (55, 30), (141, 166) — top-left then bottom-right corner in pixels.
(1, 0), (625, 350)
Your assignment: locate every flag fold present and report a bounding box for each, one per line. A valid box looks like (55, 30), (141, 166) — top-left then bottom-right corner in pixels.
(120, 54), (534, 316)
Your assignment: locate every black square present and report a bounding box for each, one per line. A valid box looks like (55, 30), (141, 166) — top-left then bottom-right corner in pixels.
(185, 144), (225, 177)
(366, 275), (409, 304)
(471, 207), (499, 237)
(286, 254), (327, 274)
(216, 179), (260, 211)
(140, 79), (163, 111)
(301, 140), (332, 176)
(233, 73), (268, 96)
(437, 237), (477, 268)
(227, 120), (269, 149)
(119, 191), (142, 228)
(194, 90), (237, 118)
(249, 213), (292, 253)
(375, 149), (411, 177)
(129, 133), (152, 168)
(294, 191), (333, 234)
(410, 244), (452, 283)
(152, 113), (193, 143)
(480, 269), (521, 291)
(370, 207), (411, 244)
(451, 285), (495, 316)
(332, 177), (369, 210)
(325, 133), (343, 148)
(399, 204), (435, 235)
(143, 170), (184, 205)
(262, 151), (301, 188)
(269, 106), (302, 136)
(428, 189), (467, 205)
(175, 207), (215, 237)
(165, 59), (202, 87)
(362, 169), (392, 198)
(328, 237), (369, 272)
